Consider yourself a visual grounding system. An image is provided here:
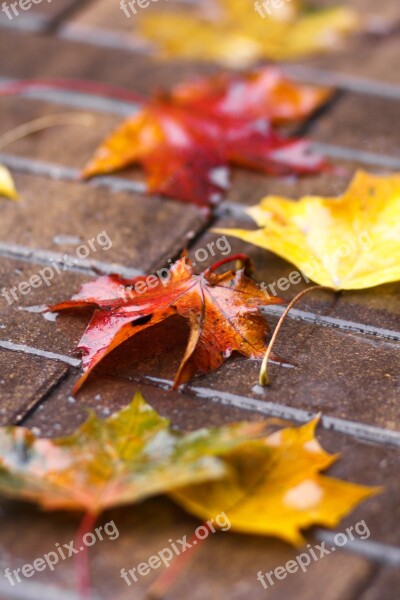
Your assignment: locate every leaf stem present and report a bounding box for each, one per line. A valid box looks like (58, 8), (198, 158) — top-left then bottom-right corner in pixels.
(207, 253), (250, 274)
(145, 522), (210, 600)
(259, 285), (334, 386)
(74, 511), (98, 600)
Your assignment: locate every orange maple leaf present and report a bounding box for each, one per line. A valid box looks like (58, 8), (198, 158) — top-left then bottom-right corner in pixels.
(50, 255), (283, 392)
(83, 68), (331, 211)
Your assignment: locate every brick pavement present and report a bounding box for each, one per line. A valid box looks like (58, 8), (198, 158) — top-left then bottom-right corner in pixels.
(0, 2), (399, 599)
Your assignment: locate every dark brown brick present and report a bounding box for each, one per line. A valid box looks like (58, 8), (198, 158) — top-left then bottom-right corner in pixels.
(331, 285), (400, 332)
(360, 568), (400, 600)
(226, 162), (361, 207)
(286, 34), (400, 87)
(0, 96), (123, 170)
(0, 173), (204, 272)
(170, 321), (400, 433)
(355, 36), (400, 86)
(0, 348), (67, 425)
(277, 325), (399, 429)
(311, 93), (400, 158)
(0, 256), (93, 357)
(0, 29), (217, 92)
(62, 0), (170, 37)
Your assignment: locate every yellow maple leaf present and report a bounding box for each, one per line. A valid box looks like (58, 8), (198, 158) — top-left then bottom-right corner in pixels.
(0, 165), (18, 200)
(138, 0), (360, 66)
(171, 418), (379, 546)
(215, 171), (400, 290)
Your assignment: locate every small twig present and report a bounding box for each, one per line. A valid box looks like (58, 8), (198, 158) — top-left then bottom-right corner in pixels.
(0, 113), (96, 151)
(259, 285), (334, 386)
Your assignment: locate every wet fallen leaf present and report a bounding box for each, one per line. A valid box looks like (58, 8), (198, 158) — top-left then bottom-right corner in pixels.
(83, 103), (228, 211)
(138, 0), (359, 66)
(50, 255), (283, 392)
(0, 164), (18, 200)
(83, 68), (330, 211)
(172, 418), (379, 545)
(215, 171), (400, 290)
(0, 392), (265, 513)
(0, 395), (377, 542)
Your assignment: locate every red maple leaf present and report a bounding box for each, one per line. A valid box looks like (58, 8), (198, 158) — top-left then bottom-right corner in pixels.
(50, 255), (283, 392)
(83, 68), (331, 212)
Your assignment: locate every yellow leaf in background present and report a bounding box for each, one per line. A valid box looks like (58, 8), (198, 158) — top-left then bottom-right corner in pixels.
(215, 171), (400, 290)
(171, 419), (379, 546)
(0, 165), (18, 200)
(138, 0), (360, 66)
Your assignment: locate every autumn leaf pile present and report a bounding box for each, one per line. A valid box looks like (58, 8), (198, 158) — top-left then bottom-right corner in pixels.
(83, 68), (331, 211)
(0, 393), (377, 544)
